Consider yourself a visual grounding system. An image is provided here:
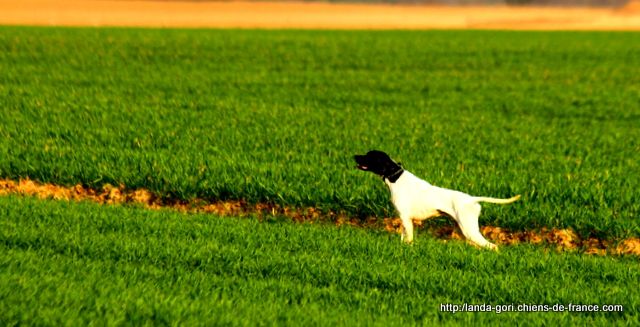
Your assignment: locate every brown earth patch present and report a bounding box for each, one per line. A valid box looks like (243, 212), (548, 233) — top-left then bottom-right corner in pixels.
(1, 0), (640, 30)
(1, 177), (638, 256)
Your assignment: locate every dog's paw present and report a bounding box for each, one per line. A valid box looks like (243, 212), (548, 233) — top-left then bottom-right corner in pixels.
(401, 238), (414, 245)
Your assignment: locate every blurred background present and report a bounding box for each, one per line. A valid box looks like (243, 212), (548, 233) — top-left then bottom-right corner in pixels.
(319, 0), (630, 6)
(0, 0), (639, 31)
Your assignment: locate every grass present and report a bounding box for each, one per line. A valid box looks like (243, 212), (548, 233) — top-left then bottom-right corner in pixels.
(0, 195), (638, 325)
(0, 27), (639, 241)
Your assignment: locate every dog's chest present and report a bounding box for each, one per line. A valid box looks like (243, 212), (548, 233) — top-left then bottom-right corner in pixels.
(386, 172), (446, 220)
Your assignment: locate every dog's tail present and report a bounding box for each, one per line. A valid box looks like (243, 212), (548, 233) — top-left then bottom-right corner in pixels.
(473, 194), (521, 205)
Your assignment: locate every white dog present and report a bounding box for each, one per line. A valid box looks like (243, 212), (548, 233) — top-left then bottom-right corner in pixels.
(354, 150), (520, 250)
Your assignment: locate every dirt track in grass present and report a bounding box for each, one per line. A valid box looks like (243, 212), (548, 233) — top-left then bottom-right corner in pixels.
(1, 0), (640, 30)
(1, 178), (638, 256)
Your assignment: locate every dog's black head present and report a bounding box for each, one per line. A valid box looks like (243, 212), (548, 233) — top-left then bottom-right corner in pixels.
(354, 150), (404, 183)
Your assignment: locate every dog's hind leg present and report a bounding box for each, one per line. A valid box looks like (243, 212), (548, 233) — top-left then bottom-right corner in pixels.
(453, 203), (497, 250)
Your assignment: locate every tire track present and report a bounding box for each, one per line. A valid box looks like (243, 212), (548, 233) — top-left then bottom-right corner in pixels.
(1, 178), (638, 256)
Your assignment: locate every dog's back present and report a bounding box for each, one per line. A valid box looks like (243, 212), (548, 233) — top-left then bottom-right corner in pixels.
(386, 171), (459, 220)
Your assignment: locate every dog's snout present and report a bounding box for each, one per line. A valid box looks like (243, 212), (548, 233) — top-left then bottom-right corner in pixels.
(354, 154), (369, 171)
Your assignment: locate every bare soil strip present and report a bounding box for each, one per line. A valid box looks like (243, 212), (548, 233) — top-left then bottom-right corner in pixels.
(1, 178), (638, 256)
(1, 0), (640, 30)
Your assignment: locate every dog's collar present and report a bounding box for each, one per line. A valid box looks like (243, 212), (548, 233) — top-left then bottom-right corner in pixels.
(383, 167), (404, 183)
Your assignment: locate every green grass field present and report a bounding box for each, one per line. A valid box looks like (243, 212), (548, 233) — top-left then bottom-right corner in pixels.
(0, 196), (637, 325)
(0, 27), (639, 325)
(1, 28), (639, 240)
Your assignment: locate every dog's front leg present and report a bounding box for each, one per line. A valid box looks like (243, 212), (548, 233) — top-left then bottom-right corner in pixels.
(400, 216), (414, 244)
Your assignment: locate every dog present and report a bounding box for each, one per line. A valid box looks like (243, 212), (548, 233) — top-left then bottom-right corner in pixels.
(354, 150), (519, 250)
